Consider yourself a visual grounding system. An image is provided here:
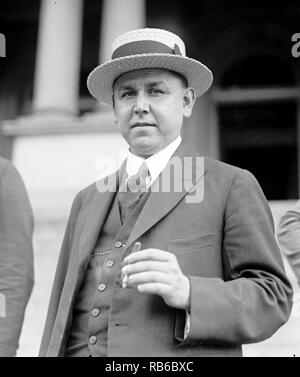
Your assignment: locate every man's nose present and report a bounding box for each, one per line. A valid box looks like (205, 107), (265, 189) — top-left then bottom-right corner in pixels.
(133, 92), (150, 115)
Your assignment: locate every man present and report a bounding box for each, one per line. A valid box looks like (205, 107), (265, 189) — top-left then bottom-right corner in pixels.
(39, 28), (292, 357)
(277, 201), (300, 286)
(0, 157), (34, 356)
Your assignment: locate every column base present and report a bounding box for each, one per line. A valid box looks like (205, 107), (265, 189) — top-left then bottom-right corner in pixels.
(2, 109), (118, 136)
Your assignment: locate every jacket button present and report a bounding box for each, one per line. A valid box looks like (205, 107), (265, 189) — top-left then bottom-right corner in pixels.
(98, 283), (106, 292)
(115, 241), (123, 248)
(106, 260), (114, 268)
(91, 308), (100, 317)
(89, 335), (97, 345)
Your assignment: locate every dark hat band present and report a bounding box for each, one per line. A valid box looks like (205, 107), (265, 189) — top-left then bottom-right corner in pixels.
(112, 40), (182, 59)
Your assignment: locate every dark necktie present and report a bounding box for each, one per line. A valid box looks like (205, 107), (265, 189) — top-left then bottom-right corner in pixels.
(118, 161), (150, 222)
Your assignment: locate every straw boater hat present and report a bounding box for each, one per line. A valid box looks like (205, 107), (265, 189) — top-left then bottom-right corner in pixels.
(87, 28), (213, 105)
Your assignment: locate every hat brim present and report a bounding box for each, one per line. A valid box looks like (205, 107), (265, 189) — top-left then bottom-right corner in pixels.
(87, 53), (213, 105)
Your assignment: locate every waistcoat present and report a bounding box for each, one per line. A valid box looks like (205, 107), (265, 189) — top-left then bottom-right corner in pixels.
(65, 188), (150, 357)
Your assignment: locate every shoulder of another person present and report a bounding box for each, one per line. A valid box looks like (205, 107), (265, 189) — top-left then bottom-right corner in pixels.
(0, 156), (11, 178)
(0, 158), (25, 191)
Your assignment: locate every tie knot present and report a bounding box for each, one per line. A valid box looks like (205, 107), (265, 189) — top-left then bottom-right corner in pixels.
(127, 161), (149, 192)
(137, 161), (149, 178)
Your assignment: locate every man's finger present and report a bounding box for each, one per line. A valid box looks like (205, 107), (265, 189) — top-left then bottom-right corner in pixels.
(126, 271), (172, 286)
(136, 282), (171, 296)
(122, 260), (172, 277)
(124, 248), (175, 264)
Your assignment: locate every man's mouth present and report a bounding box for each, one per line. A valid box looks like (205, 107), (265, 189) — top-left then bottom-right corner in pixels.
(130, 122), (156, 129)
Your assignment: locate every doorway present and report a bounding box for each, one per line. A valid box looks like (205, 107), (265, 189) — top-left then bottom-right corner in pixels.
(218, 55), (298, 200)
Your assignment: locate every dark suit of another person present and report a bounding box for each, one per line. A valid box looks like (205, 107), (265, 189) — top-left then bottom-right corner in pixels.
(0, 157), (34, 356)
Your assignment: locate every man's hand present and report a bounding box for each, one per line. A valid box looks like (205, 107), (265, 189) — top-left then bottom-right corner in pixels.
(121, 248), (191, 310)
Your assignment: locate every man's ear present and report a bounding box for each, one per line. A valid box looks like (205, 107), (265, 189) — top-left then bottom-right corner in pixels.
(182, 87), (196, 118)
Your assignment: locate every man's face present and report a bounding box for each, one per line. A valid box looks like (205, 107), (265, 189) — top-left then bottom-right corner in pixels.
(113, 68), (195, 157)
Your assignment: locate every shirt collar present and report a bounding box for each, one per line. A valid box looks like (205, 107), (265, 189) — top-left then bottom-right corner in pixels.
(126, 135), (182, 182)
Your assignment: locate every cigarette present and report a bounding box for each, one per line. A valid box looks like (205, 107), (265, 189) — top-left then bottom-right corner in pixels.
(122, 241), (141, 288)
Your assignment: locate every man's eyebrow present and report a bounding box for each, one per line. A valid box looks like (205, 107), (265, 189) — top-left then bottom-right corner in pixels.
(115, 81), (166, 92)
(116, 84), (135, 91)
(146, 81), (165, 87)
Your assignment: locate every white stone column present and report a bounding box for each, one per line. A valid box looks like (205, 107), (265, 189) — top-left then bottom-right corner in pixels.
(84, 0), (145, 118)
(33, 0), (83, 116)
(100, 0), (146, 63)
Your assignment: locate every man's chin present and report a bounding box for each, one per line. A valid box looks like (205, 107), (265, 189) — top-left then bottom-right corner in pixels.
(130, 138), (161, 157)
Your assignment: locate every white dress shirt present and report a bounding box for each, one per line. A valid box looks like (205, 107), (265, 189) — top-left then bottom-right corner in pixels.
(125, 135), (182, 186)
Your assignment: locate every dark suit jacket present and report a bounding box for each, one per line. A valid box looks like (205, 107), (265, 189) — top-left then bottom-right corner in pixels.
(0, 157), (34, 357)
(39, 144), (293, 357)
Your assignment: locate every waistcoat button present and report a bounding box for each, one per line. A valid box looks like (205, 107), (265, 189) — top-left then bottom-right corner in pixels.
(106, 260), (114, 268)
(98, 283), (106, 292)
(89, 335), (97, 345)
(91, 308), (100, 317)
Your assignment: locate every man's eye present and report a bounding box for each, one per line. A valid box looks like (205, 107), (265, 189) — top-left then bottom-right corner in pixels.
(121, 91), (135, 98)
(150, 88), (163, 94)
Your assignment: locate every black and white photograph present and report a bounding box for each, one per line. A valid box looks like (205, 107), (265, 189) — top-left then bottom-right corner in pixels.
(0, 0), (299, 359)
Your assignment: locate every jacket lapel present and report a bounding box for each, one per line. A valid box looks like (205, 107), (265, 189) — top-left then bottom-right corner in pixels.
(78, 161), (126, 265)
(126, 144), (207, 247)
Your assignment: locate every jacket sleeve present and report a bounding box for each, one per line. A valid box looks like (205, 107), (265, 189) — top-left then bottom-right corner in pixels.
(0, 162), (34, 357)
(38, 192), (82, 357)
(277, 201), (300, 285)
(180, 169), (293, 346)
